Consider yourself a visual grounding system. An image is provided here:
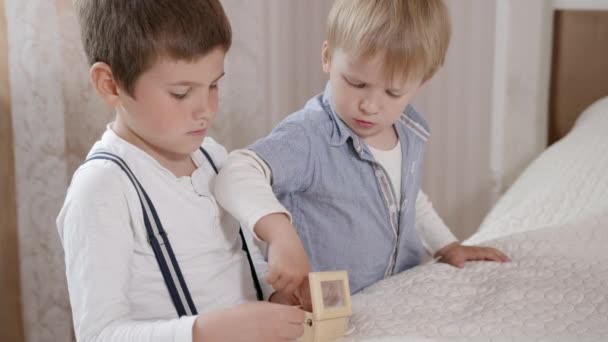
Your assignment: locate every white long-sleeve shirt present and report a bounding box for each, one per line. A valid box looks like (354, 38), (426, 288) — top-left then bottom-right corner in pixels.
(57, 127), (271, 342)
(214, 148), (458, 258)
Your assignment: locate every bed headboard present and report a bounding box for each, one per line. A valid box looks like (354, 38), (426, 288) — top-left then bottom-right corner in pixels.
(549, 9), (608, 144)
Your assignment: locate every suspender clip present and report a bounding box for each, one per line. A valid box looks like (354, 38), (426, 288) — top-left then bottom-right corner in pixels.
(147, 231), (168, 246)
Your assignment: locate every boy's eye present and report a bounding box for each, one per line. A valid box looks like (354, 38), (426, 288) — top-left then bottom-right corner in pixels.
(210, 83), (218, 90)
(343, 76), (365, 89)
(386, 90), (401, 98)
(170, 90), (190, 99)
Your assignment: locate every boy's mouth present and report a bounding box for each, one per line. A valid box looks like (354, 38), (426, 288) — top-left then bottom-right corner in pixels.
(354, 119), (374, 129)
(188, 128), (207, 137)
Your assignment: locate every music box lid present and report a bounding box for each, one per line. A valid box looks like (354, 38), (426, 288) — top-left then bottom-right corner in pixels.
(308, 271), (353, 321)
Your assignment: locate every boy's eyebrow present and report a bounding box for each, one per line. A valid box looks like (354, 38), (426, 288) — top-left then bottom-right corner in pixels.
(344, 72), (407, 93)
(342, 72), (362, 81)
(167, 72), (226, 86)
(211, 71), (226, 83)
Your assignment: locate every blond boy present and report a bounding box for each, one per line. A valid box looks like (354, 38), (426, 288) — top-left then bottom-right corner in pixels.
(215, 0), (509, 303)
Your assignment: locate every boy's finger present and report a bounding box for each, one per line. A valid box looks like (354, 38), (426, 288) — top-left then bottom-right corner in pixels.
(486, 249), (506, 262)
(284, 306), (306, 324)
(295, 282), (312, 312)
(278, 321), (305, 339)
(266, 270), (280, 284)
(273, 276), (290, 292)
(488, 251), (501, 262)
(476, 248), (490, 260)
(283, 281), (300, 296)
(496, 250), (511, 262)
(485, 254), (501, 262)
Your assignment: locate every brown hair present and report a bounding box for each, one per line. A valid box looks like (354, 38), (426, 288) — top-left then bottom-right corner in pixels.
(74, 0), (232, 95)
(327, 0), (450, 83)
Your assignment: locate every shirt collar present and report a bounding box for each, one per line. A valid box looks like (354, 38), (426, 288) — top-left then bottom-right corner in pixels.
(320, 82), (364, 150)
(97, 123), (204, 179)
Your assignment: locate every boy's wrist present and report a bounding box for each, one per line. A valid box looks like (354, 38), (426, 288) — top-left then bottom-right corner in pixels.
(434, 242), (460, 258)
(193, 313), (219, 342)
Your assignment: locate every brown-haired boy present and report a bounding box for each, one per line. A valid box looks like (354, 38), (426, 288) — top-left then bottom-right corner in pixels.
(57, 1), (305, 341)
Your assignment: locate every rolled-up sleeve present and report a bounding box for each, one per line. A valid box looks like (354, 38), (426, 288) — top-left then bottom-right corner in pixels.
(214, 120), (316, 234)
(415, 190), (459, 255)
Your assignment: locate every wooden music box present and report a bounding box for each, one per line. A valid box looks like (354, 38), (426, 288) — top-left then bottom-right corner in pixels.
(299, 271), (353, 342)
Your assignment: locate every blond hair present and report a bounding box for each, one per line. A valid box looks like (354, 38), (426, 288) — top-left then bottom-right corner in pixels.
(327, 0), (450, 83)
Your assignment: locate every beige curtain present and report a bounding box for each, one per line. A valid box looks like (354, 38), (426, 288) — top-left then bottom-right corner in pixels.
(1, 0), (24, 340)
(414, 0), (498, 239)
(5, 0), (522, 340)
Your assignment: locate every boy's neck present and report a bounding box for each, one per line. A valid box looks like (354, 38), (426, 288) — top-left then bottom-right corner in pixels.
(364, 125), (399, 151)
(112, 121), (197, 178)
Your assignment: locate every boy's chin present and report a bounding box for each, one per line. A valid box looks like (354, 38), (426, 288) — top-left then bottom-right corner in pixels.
(347, 126), (381, 139)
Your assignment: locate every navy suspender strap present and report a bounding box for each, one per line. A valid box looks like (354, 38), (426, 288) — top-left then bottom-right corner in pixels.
(199, 147), (264, 301)
(86, 152), (197, 317)
(86, 147), (263, 318)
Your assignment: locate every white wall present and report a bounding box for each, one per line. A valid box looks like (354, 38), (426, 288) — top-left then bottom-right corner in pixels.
(491, 0), (554, 197)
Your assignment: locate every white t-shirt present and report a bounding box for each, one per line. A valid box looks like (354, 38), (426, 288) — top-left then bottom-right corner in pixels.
(57, 126), (270, 342)
(368, 141), (403, 204)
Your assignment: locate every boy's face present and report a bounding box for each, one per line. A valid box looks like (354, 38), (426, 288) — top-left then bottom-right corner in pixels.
(322, 44), (423, 145)
(115, 47), (225, 158)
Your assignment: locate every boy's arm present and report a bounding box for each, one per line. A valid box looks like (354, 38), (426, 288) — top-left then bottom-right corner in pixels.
(214, 149), (291, 236)
(214, 149), (311, 295)
(415, 190), (459, 256)
(416, 190), (510, 267)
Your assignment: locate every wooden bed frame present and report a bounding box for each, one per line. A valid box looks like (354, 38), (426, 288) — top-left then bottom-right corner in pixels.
(549, 9), (608, 144)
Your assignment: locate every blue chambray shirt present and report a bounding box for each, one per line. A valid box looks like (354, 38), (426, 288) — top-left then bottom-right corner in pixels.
(249, 82), (431, 294)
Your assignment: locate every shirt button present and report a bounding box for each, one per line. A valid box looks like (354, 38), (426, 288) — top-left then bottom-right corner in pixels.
(375, 170), (383, 177)
(389, 205), (397, 213)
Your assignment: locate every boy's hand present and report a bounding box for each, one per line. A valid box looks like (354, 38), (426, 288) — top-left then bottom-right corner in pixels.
(194, 301), (305, 342)
(255, 213), (311, 294)
(270, 278), (313, 313)
(435, 242), (510, 268)
(295, 278), (313, 312)
(269, 289), (300, 306)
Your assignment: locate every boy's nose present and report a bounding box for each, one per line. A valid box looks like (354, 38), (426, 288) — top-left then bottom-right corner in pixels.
(193, 97), (211, 118)
(359, 98), (380, 115)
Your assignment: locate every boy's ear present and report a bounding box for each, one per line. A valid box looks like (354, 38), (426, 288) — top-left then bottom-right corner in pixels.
(89, 62), (123, 107)
(321, 41), (331, 74)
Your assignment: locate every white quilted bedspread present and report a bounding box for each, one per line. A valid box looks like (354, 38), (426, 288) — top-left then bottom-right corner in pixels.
(345, 98), (608, 341)
(470, 97), (608, 245)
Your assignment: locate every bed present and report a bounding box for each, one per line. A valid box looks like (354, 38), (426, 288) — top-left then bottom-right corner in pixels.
(344, 97), (608, 341)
